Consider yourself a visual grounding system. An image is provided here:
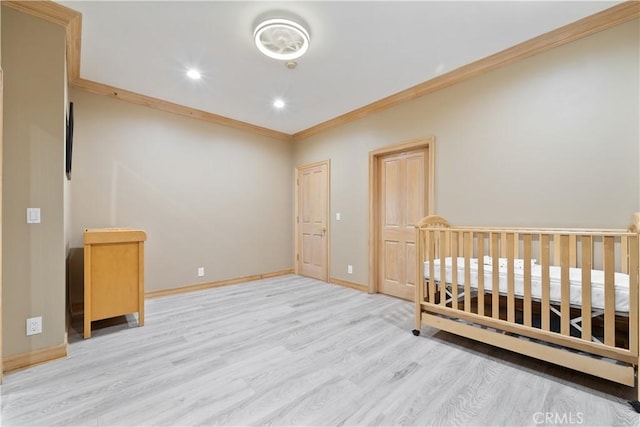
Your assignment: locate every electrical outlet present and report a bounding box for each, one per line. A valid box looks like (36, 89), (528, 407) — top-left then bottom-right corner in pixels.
(347, 265), (353, 274)
(197, 267), (205, 277)
(26, 316), (42, 336)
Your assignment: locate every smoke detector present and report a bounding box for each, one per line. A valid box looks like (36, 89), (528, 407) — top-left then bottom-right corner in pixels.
(253, 18), (310, 61)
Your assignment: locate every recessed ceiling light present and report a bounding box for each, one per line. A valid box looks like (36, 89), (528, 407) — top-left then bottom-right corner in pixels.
(254, 18), (310, 61)
(186, 69), (201, 80)
(273, 98), (286, 109)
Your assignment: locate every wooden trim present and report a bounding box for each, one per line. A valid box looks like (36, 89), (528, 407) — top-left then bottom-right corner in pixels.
(0, 67), (3, 383)
(368, 152), (377, 294)
(66, 13), (82, 82)
(292, 2), (640, 141)
(3, 1), (82, 82)
(4, 1), (290, 141)
(369, 137), (435, 294)
(8, 1), (637, 142)
(71, 79), (292, 141)
(422, 314), (635, 387)
(3, 343), (68, 373)
(144, 269), (293, 299)
(294, 167), (300, 275)
(329, 277), (368, 293)
(3, 1), (78, 27)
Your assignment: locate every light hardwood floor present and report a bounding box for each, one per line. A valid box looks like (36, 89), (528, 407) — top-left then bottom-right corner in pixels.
(1, 275), (638, 426)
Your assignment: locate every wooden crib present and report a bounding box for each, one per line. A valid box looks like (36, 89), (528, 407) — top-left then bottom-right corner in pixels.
(413, 214), (640, 407)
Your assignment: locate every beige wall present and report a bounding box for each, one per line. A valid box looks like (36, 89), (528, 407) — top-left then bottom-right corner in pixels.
(294, 20), (640, 286)
(2, 7), (66, 357)
(68, 90), (293, 292)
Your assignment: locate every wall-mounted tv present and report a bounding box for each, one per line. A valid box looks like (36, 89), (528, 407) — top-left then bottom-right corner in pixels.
(66, 102), (74, 180)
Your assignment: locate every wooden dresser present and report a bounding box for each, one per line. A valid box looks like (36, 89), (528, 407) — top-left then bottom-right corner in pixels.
(83, 228), (147, 338)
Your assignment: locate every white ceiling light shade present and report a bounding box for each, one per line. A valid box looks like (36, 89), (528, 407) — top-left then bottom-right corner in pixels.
(186, 69), (201, 80)
(254, 18), (310, 61)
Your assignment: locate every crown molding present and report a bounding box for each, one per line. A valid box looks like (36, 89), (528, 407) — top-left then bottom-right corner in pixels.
(3, 0), (82, 81)
(71, 78), (292, 141)
(5, 1), (638, 142)
(292, 1), (640, 141)
(2, 0), (291, 141)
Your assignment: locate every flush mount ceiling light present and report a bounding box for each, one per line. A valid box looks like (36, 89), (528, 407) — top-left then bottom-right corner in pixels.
(186, 69), (201, 80)
(253, 18), (310, 61)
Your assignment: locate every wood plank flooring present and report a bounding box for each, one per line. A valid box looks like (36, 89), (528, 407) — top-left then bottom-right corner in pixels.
(1, 274), (639, 426)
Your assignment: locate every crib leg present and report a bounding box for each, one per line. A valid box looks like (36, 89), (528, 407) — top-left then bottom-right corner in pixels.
(629, 368), (640, 413)
(414, 293), (422, 336)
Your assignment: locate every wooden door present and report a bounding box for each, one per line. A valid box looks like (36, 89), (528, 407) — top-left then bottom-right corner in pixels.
(297, 161), (329, 281)
(378, 149), (428, 300)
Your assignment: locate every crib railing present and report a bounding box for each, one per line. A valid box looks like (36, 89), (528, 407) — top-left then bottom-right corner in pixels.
(416, 224), (640, 367)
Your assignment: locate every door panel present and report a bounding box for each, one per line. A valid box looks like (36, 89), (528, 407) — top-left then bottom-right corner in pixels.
(379, 149), (427, 300)
(405, 242), (416, 287)
(405, 154), (425, 227)
(384, 240), (400, 283)
(384, 159), (401, 228)
(297, 162), (329, 281)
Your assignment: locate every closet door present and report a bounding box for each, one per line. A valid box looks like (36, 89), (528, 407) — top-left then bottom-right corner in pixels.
(296, 161), (329, 281)
(378, 149), (427, 300)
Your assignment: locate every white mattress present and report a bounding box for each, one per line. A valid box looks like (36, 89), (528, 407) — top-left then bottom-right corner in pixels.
(424, 257), (630, 313)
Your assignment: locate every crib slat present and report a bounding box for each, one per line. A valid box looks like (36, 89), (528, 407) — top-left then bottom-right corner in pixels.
(464, 232), (472, 312)
(581, 236), (592, 342)
(628, 235), (638, 355)
(451, 231), (459, 308)
(560, 235), (570, 336)
(541, 234), (551, 332)
(507, 233), (515, 323)
(477, 233), (485, 317)
(604, 236), (615, 347)
(622, 236), (629, 274)
(427, 231), (436, 303)
(569, 235), (577, 267)
(491, 233), (499, 319)
(416, 227), (424, 330)
(523, 234), (532, 327)
(440, 230), (447, 306)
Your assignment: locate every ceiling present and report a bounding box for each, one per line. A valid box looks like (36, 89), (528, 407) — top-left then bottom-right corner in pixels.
(59, 1), (621, 135)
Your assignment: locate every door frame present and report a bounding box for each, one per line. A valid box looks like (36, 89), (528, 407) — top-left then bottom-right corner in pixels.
(368, 137), (435, 294)
(294, 159), (331, 281)
(1, 68), (4, 382)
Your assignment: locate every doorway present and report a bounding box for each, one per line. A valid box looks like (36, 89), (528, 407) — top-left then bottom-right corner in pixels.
(369, 137), (434, 300)
(295, 160), (330, 281)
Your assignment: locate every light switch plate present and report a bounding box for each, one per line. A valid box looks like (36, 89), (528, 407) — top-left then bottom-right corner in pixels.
(26, 208), (41, 224)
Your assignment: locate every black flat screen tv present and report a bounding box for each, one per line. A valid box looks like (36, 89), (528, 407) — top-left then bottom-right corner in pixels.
(66, 102), (74, 180)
